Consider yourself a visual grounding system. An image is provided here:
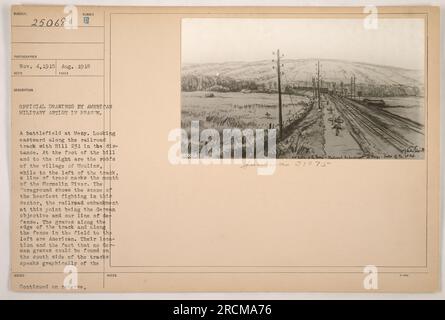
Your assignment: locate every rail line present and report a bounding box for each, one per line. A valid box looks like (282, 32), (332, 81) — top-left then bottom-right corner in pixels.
(330, 95), (421, 156)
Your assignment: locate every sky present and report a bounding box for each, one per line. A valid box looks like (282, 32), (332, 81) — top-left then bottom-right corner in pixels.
(181, 18), (425, 70)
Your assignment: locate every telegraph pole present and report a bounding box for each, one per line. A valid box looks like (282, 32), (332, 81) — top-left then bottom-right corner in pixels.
(350, 76), (353, 99)
(353, 75), (356, 100)
(275, 49), (283, 139)
(317, 61), (321, 110)
(312, 77), (316, 98)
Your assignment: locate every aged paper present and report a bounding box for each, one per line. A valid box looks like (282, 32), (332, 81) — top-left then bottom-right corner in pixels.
(11, 5), (440, 292)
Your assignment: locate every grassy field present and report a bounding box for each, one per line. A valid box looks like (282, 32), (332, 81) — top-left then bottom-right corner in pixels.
(181, 91), (311, 134)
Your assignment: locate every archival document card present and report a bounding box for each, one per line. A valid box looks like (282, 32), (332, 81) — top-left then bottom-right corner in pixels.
(10, 5), (440, 292)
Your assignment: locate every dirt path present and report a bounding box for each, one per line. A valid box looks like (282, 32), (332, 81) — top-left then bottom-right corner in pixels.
(322, 97), (364, 158)
(277, 101), (325, 158)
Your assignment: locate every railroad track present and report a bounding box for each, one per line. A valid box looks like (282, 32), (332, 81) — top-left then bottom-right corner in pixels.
(346, 98), (424, 134)
(330, 95), (419, 155)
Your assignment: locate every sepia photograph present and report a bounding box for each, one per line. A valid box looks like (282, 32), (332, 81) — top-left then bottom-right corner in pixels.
(181, 18), (425, 159)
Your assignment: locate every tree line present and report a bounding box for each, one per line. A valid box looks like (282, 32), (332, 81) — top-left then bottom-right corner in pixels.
(181, 74), (423, 97)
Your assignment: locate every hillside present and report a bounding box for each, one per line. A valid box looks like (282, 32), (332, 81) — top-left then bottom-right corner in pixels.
(181, 59), (424, 97)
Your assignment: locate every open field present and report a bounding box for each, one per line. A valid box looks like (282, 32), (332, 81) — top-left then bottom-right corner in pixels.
(181, 91), (311, 133)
